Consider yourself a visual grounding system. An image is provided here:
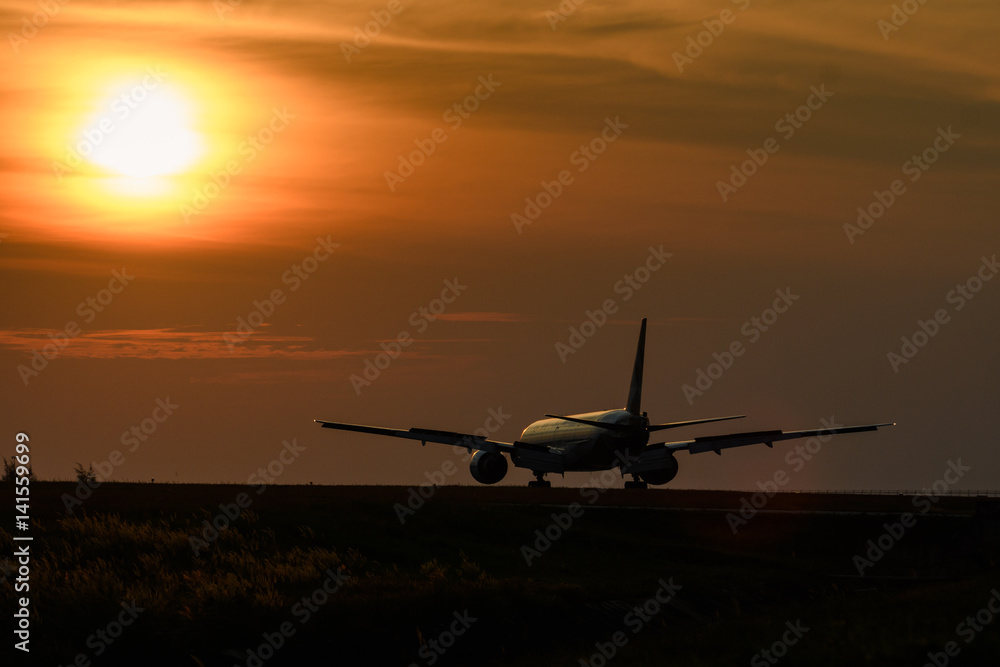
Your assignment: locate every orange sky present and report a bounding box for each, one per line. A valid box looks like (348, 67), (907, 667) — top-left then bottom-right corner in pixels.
(2, 0), (999, 489)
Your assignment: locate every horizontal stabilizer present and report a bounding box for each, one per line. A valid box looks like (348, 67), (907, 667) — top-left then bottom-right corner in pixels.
(647, 414), (745, 432)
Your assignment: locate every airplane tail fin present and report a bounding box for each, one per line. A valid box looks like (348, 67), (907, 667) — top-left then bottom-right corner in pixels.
(626, 318), (646, 415)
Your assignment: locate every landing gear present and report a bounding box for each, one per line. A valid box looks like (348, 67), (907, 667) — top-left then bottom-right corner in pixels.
(624, 474), (648, 490)
(528, 471), (551, 488)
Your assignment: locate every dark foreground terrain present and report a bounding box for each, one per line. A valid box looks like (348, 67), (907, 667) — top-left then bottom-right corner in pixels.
(4, 483), (1000, 666)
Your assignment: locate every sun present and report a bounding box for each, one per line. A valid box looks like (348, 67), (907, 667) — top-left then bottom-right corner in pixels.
(30, 53), (284, 236)
(78, 77), (204, 181)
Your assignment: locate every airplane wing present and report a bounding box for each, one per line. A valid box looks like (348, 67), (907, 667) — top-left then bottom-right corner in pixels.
(650, 422), (895, 456)
(315, 420), (569, 473)
(314, 420), (516, 455)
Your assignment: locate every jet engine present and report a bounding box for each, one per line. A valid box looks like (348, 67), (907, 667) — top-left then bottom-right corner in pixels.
(638, 454), (679, 486)
(470, 450), (508, 484)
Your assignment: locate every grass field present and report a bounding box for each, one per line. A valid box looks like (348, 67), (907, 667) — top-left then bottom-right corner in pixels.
(4, 483), (999, 666)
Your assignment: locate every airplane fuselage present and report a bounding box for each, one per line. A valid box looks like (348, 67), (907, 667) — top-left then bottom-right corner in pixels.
(519, 409), (650, 471)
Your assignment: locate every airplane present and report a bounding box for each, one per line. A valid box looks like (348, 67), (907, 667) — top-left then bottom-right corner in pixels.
(315, 318), (894, 488)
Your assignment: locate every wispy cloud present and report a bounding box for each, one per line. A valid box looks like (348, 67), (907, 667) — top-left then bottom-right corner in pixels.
(191, 368), (339, 384)
(0, 328), (361, 360)
(435, 311), (533, 322)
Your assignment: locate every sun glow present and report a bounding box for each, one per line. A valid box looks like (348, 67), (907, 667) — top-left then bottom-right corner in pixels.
(10, 46), (310, 240)
(79, 79), (203, 180)
(35, 56), (257, 230)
